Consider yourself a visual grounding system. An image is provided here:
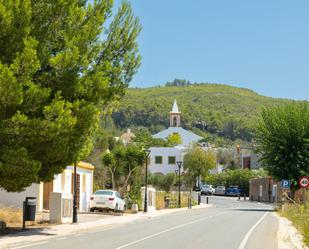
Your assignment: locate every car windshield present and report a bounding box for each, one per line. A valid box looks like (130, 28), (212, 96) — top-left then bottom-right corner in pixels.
(94, 190), (114, 196)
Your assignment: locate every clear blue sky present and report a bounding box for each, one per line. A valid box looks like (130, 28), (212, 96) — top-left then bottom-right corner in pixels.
(113, 0), (309, 100)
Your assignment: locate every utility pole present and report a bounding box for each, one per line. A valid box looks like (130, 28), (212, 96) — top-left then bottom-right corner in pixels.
(143, 149), (151, 212)
(72, 161), (78, 223)
(176, 161), (182, 207)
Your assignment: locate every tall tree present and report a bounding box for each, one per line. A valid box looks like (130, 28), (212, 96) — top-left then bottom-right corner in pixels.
(101, 152), (117, 190)
(122, 145), (145, 194)
(0, 0), (141, 192)
(256, 103), (309, 189)
(183, 146), (216, 186)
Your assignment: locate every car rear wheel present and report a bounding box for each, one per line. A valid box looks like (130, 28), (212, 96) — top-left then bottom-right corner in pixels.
(114, 203), (119, 213)
(90, 208), (95, 212)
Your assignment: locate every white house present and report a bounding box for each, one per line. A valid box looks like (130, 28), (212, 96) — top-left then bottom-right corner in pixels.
(0, 161), (94, 212)
(149, 146), (185, 175)
(148, 100), (203, 174)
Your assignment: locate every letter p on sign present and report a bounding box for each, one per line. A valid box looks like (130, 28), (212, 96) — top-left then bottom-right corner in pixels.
(281, 180), (290, 189)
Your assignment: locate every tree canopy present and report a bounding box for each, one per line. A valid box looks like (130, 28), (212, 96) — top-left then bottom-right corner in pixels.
(256, 103), (309, 187)
(183, 146), (216, 179)
(0, 0), (141, 192)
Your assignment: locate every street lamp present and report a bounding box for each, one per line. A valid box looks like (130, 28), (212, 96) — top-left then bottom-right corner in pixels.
(176, 161), (182, 207)
(143, 149), (151, 212)
(197, 169), (201, 205)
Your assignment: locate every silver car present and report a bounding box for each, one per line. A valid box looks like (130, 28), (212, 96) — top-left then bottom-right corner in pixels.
(214, 185), (226, 195)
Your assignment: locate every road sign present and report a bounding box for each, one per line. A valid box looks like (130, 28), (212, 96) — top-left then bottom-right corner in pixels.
(298, 176), (309, 188)
(281, 180), (291, 189)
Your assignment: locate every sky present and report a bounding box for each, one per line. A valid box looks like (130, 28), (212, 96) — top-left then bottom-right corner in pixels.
(113, 0), (309, 100)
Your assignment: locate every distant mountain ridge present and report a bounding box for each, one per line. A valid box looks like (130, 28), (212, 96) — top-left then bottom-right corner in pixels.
(111, 83), (296, 144)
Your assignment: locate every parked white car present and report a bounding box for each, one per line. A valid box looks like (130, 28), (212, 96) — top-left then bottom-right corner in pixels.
(90, 190), (125, 213)
(214, 185), (226, 196)
(201, 185), (215, 195)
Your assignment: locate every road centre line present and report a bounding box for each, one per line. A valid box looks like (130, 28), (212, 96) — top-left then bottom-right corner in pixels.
(114, 211), (230, 249)
(12, 241), (48, 249)
(238, 212), (269, 249)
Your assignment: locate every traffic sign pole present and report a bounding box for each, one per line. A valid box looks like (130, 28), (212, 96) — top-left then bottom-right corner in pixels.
(298, 176), (308, 203)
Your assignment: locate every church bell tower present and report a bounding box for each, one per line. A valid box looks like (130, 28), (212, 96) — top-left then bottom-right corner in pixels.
(169, 100), (181, 127)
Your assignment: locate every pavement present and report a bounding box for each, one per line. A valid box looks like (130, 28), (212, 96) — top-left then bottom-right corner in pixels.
(0, 196), (307, 249)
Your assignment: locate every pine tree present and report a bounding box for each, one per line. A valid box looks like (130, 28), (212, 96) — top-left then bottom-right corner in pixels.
(0, 0), (141, 192)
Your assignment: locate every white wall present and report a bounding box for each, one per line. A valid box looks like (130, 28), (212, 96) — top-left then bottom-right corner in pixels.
(149, 147), (183, 174)
(0, 165), (94, 213)
(0, 184), (40, 209)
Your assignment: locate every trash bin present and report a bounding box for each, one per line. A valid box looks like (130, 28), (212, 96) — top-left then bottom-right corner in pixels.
(26, 201), (36, 221)
(164, 196), (170, 208)
(22, 197), (36, 229)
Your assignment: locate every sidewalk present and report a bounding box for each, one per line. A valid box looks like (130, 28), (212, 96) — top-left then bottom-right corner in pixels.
(0, 204), (211, 249)
(276, 213), (309, 249)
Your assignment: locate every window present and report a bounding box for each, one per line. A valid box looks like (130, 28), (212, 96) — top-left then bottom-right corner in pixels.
(94, 190), (113, 195)
(155, 156), (163, 164)
(168, 156), (176, 164)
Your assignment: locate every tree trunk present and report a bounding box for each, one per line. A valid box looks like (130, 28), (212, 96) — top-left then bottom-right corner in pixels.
(122, 170), (133, 195)
(109, 167), (116, 190)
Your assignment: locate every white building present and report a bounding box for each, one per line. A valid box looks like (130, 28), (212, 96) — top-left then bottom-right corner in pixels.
(149, 100), (203, 174)
(0, 161), (94, 212)
(149, 146), (185, 175)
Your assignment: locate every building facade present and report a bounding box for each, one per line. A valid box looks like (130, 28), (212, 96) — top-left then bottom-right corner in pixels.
(0, 161), (94, 212)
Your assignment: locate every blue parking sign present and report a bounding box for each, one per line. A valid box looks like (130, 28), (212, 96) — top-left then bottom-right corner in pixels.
(281, 180), (291, 189)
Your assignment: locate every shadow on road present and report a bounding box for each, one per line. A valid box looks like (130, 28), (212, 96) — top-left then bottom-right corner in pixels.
(0, 227), (56, 237)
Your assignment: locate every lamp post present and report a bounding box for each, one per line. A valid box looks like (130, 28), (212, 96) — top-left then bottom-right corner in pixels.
(197, 169), (201, 205)
(176, 161), (182, 207)
(72, 161), (78, 223)
(143, 149), (151, 212)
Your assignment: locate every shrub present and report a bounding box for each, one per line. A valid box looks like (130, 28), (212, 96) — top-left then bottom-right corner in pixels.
(0, 207), (22, 225)
(149, 173), (176, 192)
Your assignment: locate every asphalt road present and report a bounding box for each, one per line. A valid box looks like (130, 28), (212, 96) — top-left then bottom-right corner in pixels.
(14, 196), (278, 249)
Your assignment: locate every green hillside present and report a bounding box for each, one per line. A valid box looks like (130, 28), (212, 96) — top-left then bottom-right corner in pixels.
(111, 83), (294, 144)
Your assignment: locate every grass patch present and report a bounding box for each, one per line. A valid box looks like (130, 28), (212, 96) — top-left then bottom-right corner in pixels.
(0, 206), (22, 225)
(156, 191), (197, 209)
(279, 192), (309, 247)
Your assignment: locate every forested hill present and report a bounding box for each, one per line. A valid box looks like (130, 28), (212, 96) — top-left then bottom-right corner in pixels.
(111, 83), (294, 144)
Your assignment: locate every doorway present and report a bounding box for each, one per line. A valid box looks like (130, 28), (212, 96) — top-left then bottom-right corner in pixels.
(43, 181), (53, 210)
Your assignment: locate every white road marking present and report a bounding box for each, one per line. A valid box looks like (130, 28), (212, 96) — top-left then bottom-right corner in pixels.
(238, 212), (269, 249)
(55, 236), (68, 240)
(12, 241), (48, 249)
(114, 211), (229, 249)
